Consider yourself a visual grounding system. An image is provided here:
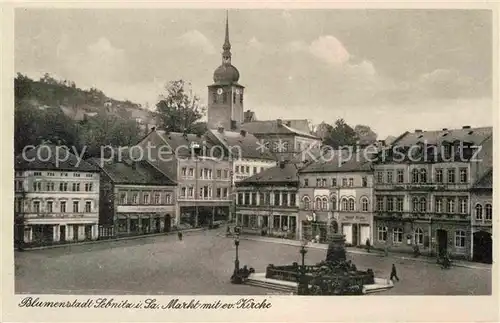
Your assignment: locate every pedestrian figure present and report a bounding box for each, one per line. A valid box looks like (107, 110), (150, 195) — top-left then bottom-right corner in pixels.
(366, 238), (371, 253)
(177, 231), (183, 241)
(390, 264), (400, 282)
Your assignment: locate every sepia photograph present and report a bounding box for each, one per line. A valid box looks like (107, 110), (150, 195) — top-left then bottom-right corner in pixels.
(3, 4), (498, 322)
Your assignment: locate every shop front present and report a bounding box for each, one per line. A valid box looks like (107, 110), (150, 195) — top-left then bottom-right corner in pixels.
(339, 213), (371, 246)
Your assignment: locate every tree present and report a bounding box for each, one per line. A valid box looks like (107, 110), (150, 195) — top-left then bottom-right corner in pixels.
(156, 80), (206, 133)
(354, 125), (378, 146)
(323, 119), (357, 149)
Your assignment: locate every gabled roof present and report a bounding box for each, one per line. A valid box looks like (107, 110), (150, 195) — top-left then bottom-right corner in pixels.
(87, 158), (176, 186)
(237, 163), (298, 186)
(392, 126), (492, 147)
(15, 144), (99, 172)
(207, 129), (275, 160)
(473, 169), (492, 189)
(154, 130), (222, 158)
(241, 120), (319, 140)
(299, 148), (375, 173)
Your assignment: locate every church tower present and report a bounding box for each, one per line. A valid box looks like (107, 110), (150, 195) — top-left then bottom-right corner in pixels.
(207, 12), (244, 131)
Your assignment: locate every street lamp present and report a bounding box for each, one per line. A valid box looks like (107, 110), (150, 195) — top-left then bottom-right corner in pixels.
(298, 239), (309, 295)
(300, 239), (308, 267)
(231, 233), (241, 284)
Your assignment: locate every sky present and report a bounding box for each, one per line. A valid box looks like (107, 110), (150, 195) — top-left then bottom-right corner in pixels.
(15, 9), (493, 138)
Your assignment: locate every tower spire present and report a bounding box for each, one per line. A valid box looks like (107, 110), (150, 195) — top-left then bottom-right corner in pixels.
(222, 10), (231, 64)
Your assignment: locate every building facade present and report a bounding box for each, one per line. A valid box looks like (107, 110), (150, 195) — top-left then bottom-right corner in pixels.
(90, 159), (177, 236)
(298, 151), (374, 245)
(373, 126), (492, 260)
(235, 162), (299, 239)
(136, 129), (232, 227)
(470, 169), (493, 263)
(14, 145), (100, 245)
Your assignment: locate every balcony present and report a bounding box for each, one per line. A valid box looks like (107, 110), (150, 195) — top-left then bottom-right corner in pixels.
(374, 182), (470, 191)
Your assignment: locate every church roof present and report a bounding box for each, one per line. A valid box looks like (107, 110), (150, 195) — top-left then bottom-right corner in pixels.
(241, 120), (319, 139)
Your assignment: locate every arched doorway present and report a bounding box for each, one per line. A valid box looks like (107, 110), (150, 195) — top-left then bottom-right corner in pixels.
(473, 231), (492, 264)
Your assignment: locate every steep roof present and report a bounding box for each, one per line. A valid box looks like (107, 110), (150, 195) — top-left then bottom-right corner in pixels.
(241, 120), (319, 139)
(392, 126), (492, 147)
(207, 129), (275, 160)
(87, 158), (176, 185)
(15, 144), (99, 172)
(299, 148), (375, 173)
(473, 169), (492, 189)
(237, 163), (298, 185)
(155, 130), (222, 158)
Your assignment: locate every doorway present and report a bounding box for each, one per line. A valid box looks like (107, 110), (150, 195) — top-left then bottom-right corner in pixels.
(60, 226), (66, 242)
(352, 224), (359, 246)
(473, 231), (492, 264)
(437, 229), (448, 257)
(73, 225), (79, 241)
(164, 214), (171, 232)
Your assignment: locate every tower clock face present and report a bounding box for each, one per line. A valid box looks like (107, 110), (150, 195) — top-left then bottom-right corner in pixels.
(217, 88), (223, 95)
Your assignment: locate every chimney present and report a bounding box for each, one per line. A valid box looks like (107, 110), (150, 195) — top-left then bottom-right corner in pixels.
(462, 125), (471, 129)
(240, 129), (247, 137)
(277, 119), (283, 127)
(414, 129), (422, 133)
(217, 126), (224, 133)
(442, 128), (448, 131)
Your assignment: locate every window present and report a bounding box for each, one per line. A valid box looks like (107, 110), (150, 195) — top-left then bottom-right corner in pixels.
(322, 197), (328, 210)
(133, 193), (138, 204)
(120, 193), (126, 204)
(235, 166), (239, 174)
(216, 188), (222, 198)
(447, 198), (455, 213)
(332, 178), (337, 187)
(386, 171), (393, 184)
(435, 169), (443, 183)
(361, 197), (369, 212)
(348, 178), (354, 187)
(240, 93), (243, 103)
(387, 197), (394, 211)
(73, 173), (81, 177)
(397, 169), (404, 183)
(72, 183), (78, 191)
(316, 178), (321, 187)
(223, 188), (228, 198)
(459, 168), (468, 183)
(412, 197), (419, 212)
(165, 193), (172, 204)
(290, 193), (296, 206)
(304, 179), (309, 187)
(419, 169), (427, 183)
(33, 201), (40, 213)
(419, 198), (427, 212)
(47, 201), (53, 213)
(342, 178), (347, 187)
(283, 141), (289, 152)
(303, 196), (310, 210)
(322, 178), (327, 187)
(475, 204), (483, 220)
(143, 194), (150, 204)
(362, 177), (367, 187)
(222, 92), (227, 103)
(33, 181), (42, 191)
(411, 169), (419, 183)
(485, 203), (492, 220)
(393, 228), (403, 243)
(73, 201), (79, 213)
(181, 167), (187, 177)
(447, 169), (456, 183)
(154, 194), (160, 204)
(376, 171), (383, 184)
(245, 166), (250, 174)
(376, 196), (384, 211)
(251, 192), (257, 205)
(342, 198), (349, 211)
(315, 197), (322, 210)
(455, 230), (466, 248)
(238, 193), (244, 205)
(233, 92), (236, 104)
(34, 172), (42, 176)
(85, 201), (92, 213)
(223, 169), (228, 178)
(188, 187), (193, 197)
(331, 197), (337, 211)
(60, 182), (68, 191)
(253, 167), (257, 174)
(274, 192), (280, 206)
(86, 174), (93, 178)
(378, 226), (388, 242)
(216, 169), (222, 178)
(396, 197), (404, 212)
(85, 183), (93, 192)
(60, 201), (66, 213)
(435, 198), (443, 213)
(46, 182), (55, 191)
(459, 198), (468, 214)
(414, 228), (424, 245)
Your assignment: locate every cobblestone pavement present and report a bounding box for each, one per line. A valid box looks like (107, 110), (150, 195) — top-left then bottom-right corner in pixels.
(15, 229), (491, 295)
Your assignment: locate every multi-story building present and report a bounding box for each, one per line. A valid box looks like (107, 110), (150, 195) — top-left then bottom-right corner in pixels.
(136, 129), (232, 227)
(373, 126), (492, 260)
(298, 150), (375, 245)
(206, 127), (276, 184)
(470, 168), (493, 263)
(89, 158), (177, 236)
(14, 145), (100, 245)
(235, 161), (299, 239)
